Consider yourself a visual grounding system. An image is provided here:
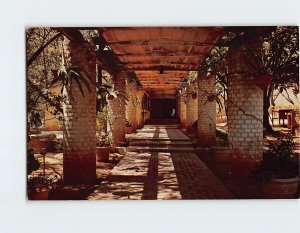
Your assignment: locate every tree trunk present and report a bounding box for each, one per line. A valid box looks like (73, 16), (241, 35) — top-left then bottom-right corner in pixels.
(263, 87), (274, 135)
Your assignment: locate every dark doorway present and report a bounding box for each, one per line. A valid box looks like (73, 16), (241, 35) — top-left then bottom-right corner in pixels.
(150, 99), (177, 119)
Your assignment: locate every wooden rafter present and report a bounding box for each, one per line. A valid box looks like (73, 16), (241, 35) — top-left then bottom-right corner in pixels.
(98, 27), (224, 98)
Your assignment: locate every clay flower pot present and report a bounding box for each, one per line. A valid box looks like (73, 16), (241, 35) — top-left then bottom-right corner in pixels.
(96, 147), (110, 162)
(107, 94), (115, 100)
(254, 75), (272, 89)
(125, 126), (134, 134)
(263, 176), (299, 199)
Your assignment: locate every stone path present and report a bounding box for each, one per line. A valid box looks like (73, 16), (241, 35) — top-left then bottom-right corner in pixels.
(88, 124), (234, 200)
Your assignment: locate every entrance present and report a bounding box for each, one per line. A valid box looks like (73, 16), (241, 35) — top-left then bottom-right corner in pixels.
(150, 99), (177, 119)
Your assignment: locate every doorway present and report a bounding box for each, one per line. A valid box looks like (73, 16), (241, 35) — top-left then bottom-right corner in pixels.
(150, 99), (177, 119)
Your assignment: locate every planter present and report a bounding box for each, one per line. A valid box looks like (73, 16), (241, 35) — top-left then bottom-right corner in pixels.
(125, 126), (134, 134)
(28, 189), (50, 200)
(107, 94), (115, 100)
(96, 147), (110, 162)
(263, 176), (299, 199)
(191, 93), (197, 99)
(254, 75), (272, 89)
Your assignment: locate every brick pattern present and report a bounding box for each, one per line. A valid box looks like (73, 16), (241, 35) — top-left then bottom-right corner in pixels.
(197, 74), (216, 147)
(178, 96), (187, 128)
(126, 80), (138, 131)
(185, 84), (198, 134)
(107, 71), (126, 145)
(227, 44), (264, 176)
(63, 40), (97, 182)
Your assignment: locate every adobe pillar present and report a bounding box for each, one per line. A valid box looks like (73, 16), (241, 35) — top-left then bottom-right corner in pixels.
(178, 95), (187, 128)
(185, 83), (198, 134)
(197, 73), (216, 147)
(126, 79), (138, 132)
(63, 40), (97, 182)
(107, 71), (126, 145)
(227, 42), (264, 176)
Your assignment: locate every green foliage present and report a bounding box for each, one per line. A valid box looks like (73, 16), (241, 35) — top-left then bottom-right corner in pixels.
(252, 133), (299, 183)
(27, 174), (58, 192)
(27, 28), (63, 130)
(263, 26), (299, 88)
(96, 108), (108, 134)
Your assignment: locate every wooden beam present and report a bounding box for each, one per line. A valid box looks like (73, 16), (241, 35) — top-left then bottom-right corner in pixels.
(128, 66), (195, 71)
(124, 62), (198, 66)
(101, 26), (223, 31)
(108, 39), (215, 46)
(115, 51), (206, 57)
(57, 28), (85, 43)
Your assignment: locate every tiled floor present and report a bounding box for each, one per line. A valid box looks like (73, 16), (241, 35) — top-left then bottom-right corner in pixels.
(88, 125), (234, 200)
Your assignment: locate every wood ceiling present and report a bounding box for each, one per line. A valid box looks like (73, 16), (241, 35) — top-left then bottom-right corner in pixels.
(99, 27), (223, 98)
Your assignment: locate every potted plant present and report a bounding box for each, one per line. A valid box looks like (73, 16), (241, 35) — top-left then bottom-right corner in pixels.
(96, 134), (112, 162)
(125, 119), (134, 134)
(252, 133), (299, 198)
(27, 174), (58, 200)
(191, 91), (197, 99)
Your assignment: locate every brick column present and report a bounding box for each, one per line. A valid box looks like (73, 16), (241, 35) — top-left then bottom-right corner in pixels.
(197, 74), (216, 147)
(227, 43), (264, 176)
(126, 80), (137, 131)
(185, 84), (198, 134)
(63, 40), (97, 182)
(107, 71), (126, 145)
(178, 95), (187, 128)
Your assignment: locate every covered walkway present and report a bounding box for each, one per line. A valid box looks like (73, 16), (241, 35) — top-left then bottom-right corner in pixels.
(88, 124), (233, 200)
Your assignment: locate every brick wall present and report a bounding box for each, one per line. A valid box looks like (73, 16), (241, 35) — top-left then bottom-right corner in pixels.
(63, 40), (97, 182)
(197, 74), (216, 147)
(107, 71), (126, 145)
(185, 84), (198, 134)
(227, 43), (264, 176)
(126, 80), (138, 131)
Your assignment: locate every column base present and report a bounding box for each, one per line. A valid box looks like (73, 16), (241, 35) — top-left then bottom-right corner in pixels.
(63, 154), (96, 183)
(228, 157), (260, 177)
(197, 134), (216, 147)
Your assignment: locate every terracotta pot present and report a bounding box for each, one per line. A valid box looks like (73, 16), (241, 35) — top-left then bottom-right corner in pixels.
(96, 147), (110, 162)
(263, 176), (299, 199)
(254, 75), (272, 89)
(28, 187), (50, 200)
(107, 94), (115, 100)
(125, 126), (134, 134)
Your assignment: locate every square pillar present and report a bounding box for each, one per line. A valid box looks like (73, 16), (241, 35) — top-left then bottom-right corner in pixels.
(185, 84), (198, 134)
(107, 71), (126, 145)
(197, 74), (216, 147)
(63, 40), (97, 182)
(227, 43), (264, 176)
(178, 95), (187, 128)
(126, 80), (138, 132)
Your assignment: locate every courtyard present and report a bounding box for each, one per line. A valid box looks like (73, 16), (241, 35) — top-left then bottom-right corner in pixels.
(26, 26), (299, 200)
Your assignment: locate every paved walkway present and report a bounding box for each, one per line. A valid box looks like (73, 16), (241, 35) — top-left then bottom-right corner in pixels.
(88, 124), (234, 200)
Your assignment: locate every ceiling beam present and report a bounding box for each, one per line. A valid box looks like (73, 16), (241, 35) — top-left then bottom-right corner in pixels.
(128, 66), (195, 71)
(124, 62), (198, 66)
(115, 51), (206, 57)
(101, 26), (222, 31)
(107, 40), (215, 46)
